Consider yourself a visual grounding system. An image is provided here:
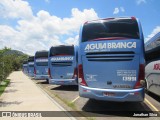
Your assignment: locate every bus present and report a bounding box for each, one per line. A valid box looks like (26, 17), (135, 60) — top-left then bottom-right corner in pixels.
(48, 45), (78, 85)
(22, 60), (28, 75)
(34, 50), (49, 80)
(78, 17), (145, 102)
(145, 32), (160, 96)
(27, 56), (34, 77)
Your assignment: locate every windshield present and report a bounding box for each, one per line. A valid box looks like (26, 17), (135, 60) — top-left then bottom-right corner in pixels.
(82, 18), (140, 42)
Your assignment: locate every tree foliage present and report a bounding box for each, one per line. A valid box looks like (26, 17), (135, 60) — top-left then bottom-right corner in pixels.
(0, 47), (28, 82)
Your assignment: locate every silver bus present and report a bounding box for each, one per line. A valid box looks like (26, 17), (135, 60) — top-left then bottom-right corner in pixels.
(145, 32), (160, 96)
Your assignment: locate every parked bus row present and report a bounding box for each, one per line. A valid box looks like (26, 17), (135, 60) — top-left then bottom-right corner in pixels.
(22, 16), (159, 103)
(23, 45), (78, 85)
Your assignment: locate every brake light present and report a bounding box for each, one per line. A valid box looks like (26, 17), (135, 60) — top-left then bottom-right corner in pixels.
(72, 68), (77, 79)
(131, 16), (136, 20)
(48, 68), (52, 79)
(84, 21), (88, 24)
(134, 64), (145, 89)
(78, 64), (87, 86)
(34, 67), (36, 74)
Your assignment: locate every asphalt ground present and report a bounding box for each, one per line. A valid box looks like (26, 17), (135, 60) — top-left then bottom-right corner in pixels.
(32, 79), (160, 120)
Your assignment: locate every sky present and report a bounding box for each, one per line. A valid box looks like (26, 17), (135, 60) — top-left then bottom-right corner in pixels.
(0, 0), (160, 55)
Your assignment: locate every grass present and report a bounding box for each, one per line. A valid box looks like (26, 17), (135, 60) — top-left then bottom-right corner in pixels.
(87, 117), (96, 120)
(54, 93), (77, 110)
(0, 79), (10, 96)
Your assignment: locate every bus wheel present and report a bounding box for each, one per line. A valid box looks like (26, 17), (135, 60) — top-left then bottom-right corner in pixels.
(46, 79), (49, 84)
(144, 79), (149, 94)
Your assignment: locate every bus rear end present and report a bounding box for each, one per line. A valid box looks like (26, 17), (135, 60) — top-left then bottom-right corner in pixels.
(27, 56), (34, 77)
(48, 45), (78, 85)
(34, 51), (49, 80)
(23, 60), (28, 75)
(78, 17), (145, 102)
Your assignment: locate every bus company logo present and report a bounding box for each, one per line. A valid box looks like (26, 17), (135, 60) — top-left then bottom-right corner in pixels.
(28, 62), (34, 65)
(36, 59), (48, 62)
(84, 42), (136, 51)
(51, 57), (73, 61)
(113, 84), (131, 88)
(1, 112), (42, 117)
(153, 63), (160, 70)
(23, 64), (28, 67)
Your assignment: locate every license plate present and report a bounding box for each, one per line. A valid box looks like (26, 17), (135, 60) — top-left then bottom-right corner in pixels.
(103, 92), (115, 96)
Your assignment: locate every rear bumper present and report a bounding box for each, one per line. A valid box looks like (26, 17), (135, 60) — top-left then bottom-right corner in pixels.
(28, 73), (34, 77)
(34, 74), (49, 80)
(49, 78), (78, 85)
(79, 85), (144, 102)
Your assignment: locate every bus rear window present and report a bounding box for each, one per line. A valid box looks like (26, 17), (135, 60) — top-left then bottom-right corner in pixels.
(28, 56), (34, 62)
(82, 18), (140, 42)
(35, 51), (48, 59)
(29, 64), (34, 67)
(23, 61), (28, 64)
(50, 46), (74, 56)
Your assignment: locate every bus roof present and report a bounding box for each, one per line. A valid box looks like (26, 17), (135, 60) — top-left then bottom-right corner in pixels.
(145, 32), (160, 51)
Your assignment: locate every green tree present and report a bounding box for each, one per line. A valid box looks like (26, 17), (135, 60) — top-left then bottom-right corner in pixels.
(0, 47), (28, 82)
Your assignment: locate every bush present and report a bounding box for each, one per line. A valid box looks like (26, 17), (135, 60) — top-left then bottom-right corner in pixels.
(0, 47), (28, 82)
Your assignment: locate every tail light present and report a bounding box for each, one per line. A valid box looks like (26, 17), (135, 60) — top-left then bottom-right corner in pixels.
(48, 68), (52, 79)
(134, 64), (145, 89)
(72, 68), (78, 79)
(131, 16), (136, 20)
(78, 64), (87, 86)
(34, 67), (36, 74)
(84, 21), (88, 25)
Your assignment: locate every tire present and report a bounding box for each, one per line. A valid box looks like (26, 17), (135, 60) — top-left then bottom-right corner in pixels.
(144, 79), (149, 94)
(46, 79), (49, 84)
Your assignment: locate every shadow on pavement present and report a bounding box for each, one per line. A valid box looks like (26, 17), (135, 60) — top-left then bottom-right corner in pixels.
(36, 80), (48, 84)
(147, 92), (160, 103)
(81, 99), (152, 117)
(0, 101), (23, 107)
(3, 89), (18, 93)
(51, 85), (78, 91)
